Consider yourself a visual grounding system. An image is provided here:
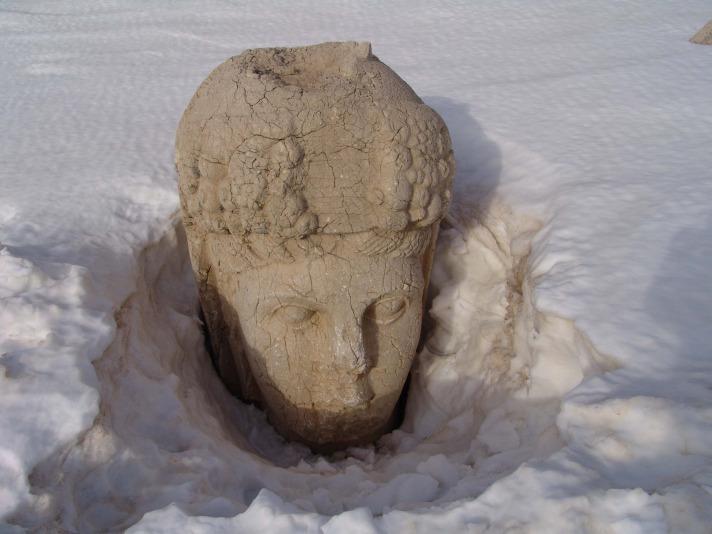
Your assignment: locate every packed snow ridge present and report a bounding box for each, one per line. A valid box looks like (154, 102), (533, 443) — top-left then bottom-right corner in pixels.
(4, 192), (616, 532)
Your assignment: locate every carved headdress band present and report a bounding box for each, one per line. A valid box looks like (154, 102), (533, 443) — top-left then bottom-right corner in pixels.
(177, 42), (454, 268)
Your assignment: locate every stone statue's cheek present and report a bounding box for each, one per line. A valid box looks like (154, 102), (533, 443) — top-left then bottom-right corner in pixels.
(364, 293), (421, 370)
(254, 311), (328, 366)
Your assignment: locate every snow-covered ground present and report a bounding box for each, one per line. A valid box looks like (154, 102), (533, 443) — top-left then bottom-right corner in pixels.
(2, 1), (712, 532)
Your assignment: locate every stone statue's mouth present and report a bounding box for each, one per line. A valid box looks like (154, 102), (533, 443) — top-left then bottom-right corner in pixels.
(335, 381), (375, 408)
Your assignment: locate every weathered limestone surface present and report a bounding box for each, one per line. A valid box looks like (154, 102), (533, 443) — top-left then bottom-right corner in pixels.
(691, 19), (712, 45)
(176, 42), (454, 450)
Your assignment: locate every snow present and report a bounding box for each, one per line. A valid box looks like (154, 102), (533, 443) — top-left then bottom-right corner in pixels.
(2, 0), (712, 532)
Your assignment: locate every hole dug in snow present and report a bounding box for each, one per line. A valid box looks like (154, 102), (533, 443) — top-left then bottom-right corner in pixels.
(12, 198), (616, 532)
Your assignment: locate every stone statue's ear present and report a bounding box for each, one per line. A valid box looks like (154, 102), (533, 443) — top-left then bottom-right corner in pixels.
(199, 243), (262, 403)
(211, 304), (243, 398)
(221, 333), (263, 403)
(221, 296), (262, 404)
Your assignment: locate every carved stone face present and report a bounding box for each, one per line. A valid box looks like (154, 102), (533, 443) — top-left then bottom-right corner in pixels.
(210, 236), (425, 448)
(176, 42), (454, 450)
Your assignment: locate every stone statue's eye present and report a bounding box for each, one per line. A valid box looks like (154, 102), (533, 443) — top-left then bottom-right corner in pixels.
(272, 304), (316, 328)
(365, 295), (408, 325)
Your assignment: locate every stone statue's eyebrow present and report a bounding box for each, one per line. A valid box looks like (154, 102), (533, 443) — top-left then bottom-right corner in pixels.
(265, 295), (323, 315)
(377, 281), (421, 299)
(379, 262), (423, 294)
(285, 270), (315, 296)
(259, 267), (315, 297)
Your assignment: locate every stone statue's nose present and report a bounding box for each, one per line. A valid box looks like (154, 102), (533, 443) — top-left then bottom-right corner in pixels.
(335, 319), (367, 373)
(334, 318), (373, 406)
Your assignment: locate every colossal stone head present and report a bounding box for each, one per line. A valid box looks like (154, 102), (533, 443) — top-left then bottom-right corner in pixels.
(176, 42), (454, 451)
